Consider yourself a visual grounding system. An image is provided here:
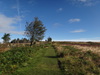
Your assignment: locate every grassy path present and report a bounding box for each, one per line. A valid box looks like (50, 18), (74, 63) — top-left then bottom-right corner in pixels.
(14, 45), (62, 75)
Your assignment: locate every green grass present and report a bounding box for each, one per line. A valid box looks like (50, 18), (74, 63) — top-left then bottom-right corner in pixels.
(0, 44), (62, 75)
(13, 45), (62, 75)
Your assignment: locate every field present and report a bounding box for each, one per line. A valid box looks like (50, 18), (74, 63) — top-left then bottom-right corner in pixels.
(0, 42), (100, 75)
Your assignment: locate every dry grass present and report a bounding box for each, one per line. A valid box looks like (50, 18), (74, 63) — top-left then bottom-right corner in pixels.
(73, 45), (100, 56)
(0, 43), (30, 52)
(0, 47), (10, 52)
(53, 43), (63, 52)
(53, 43), (100, 75)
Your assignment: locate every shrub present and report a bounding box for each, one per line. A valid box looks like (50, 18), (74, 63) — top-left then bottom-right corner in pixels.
(47, 37), (52, 42)
(0, 47), (36, 74)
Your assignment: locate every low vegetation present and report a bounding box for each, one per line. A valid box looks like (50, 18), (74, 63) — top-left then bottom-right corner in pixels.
(73, 45), (100, 55)
(54, 44), (100, 75)
(0, 42), (100, 75)
(0, 44), (62, 75)
(0, 46), (38, 75)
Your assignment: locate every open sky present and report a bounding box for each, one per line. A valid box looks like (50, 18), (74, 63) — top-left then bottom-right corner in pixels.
(0, 0), (100, 42)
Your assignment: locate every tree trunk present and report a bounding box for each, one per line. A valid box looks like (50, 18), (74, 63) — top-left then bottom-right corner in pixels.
(33, 41), (36, 44)
(30, 41), (33, 46)
(30, 39), (36, 46)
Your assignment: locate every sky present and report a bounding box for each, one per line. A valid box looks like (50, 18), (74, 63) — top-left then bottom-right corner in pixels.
(0, 0), (100, 42)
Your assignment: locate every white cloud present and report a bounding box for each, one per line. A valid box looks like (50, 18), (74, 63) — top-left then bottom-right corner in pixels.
(71, 37), (100, 42)
(28, 0), (34, 4)
(78, 0), (87, 2)
(0, 14), (24, 35)
(70, 29), (85, 33)
(70, 0), (100, 6)
(53, 37), (100, 42)
(28, 0), (36, 5)
(58, 8), (63, 11)
(15, 16), (22, 21)
(53, 39), (100, 42)
(53, 23), (62, 26)
(12, 5), (17, 9)
(8, 31), (24, 35)
(21, 10), (31, 14)
(57, 8), (63, 12)
(69, 18), (80, 23)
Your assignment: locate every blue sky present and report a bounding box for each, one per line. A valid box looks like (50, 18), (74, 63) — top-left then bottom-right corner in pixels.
(0, 0), (100, 42)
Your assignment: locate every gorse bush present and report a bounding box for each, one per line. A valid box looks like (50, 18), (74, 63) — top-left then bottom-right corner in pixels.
(0, 46), (38, 74)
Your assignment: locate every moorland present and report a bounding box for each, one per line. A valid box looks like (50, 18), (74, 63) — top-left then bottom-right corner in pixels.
(0, 41), (100, 75)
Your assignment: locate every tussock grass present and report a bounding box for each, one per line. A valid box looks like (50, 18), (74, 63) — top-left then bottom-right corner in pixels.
(54, 44), (100, 75)
(73, 45), (100, 55)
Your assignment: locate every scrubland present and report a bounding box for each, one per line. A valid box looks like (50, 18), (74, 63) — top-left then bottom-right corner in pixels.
(0, 42), (100, 75)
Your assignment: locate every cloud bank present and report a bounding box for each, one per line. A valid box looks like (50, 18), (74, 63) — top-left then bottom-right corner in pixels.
(0, 14), (24, 35)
